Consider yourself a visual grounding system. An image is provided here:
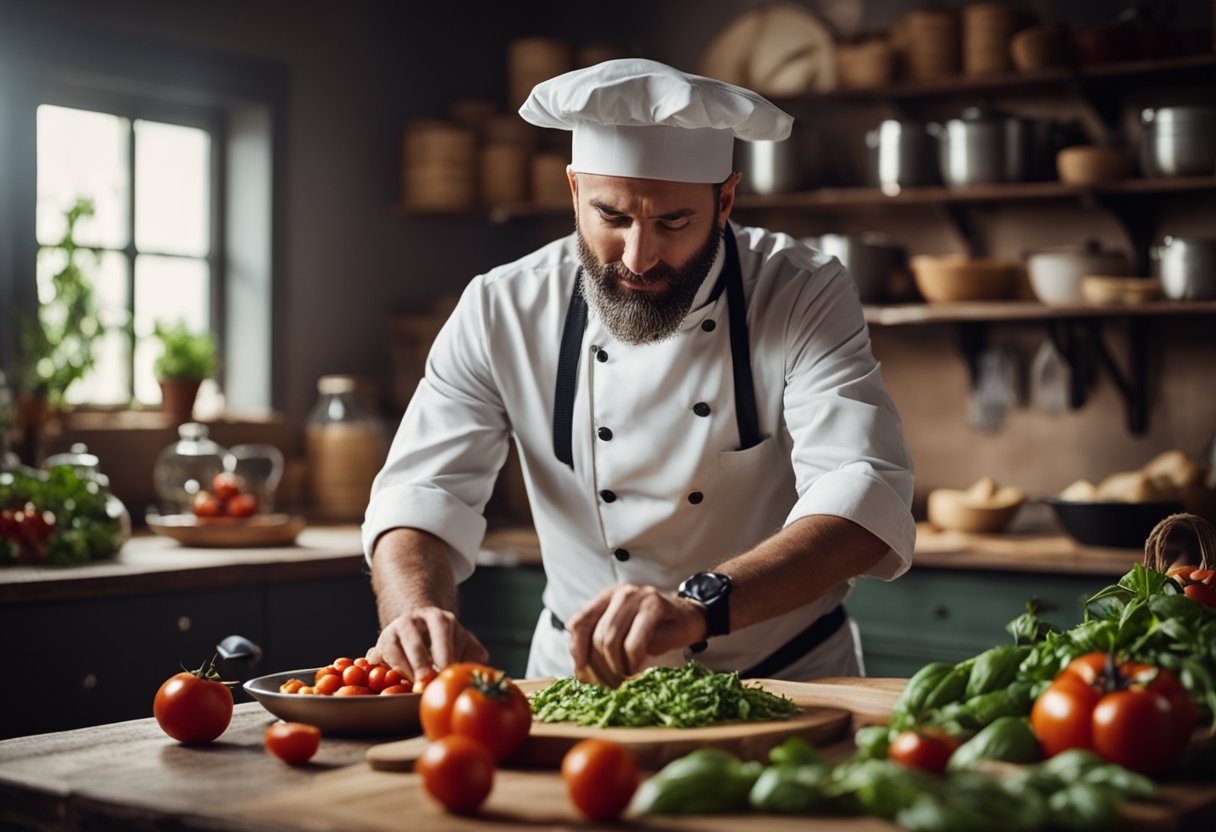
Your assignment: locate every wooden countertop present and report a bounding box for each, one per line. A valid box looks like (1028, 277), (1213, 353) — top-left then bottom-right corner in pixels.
(3, 701), (1213, 831)
(1, 522), (1142, 606)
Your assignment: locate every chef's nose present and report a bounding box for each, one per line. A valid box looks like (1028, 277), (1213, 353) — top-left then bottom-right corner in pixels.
(621, 225), (660, 276)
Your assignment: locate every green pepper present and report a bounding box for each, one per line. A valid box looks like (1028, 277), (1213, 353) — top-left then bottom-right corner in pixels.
(630, 748), (763, 815)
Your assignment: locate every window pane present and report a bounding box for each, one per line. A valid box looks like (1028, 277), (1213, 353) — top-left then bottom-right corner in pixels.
(133, 255), (210, 404)
(36, 249), (131, 406)
(36, 105), (129, 249)
(135, 121), (210, 256)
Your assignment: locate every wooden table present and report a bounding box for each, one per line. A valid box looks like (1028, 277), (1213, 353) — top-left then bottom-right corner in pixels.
(3, 700), (1216, 832)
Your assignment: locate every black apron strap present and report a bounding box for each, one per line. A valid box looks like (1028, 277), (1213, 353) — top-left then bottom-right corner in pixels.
(553, 273), (587, 468)
(722, 229), (761, 451)
(552, 227), (761, 468)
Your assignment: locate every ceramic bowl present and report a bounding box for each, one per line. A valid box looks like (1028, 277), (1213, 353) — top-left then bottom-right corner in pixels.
(911, 256), (1022, 303)
(1043, 499), (1184, 549)
(927, 486), (1026, 534)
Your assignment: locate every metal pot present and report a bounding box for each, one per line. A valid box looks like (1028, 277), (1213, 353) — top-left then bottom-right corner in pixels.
(1153, 236), (1216, 300)
(1025, 241), (1129, 305)
(930, 107), (1034, 186)
(734, 127), (815, 195)
(1140, 106), (1216, 178)
(803, 233), (905, 304)
(864, 120), (939, 195)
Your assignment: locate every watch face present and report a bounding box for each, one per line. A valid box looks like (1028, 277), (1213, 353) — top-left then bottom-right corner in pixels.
(683, 571), (731, 603)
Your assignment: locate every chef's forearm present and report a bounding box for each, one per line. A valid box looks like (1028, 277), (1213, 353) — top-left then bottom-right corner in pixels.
(370, 527), (460, 628)
(714, 515), (888, 632)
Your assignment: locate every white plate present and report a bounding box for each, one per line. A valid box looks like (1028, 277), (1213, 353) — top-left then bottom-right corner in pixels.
(243, 668), (421, 737)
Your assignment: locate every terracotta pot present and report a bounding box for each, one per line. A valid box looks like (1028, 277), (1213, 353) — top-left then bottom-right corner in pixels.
(159, 379), (202, 424)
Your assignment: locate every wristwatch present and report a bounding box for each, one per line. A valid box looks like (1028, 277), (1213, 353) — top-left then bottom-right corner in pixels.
(678, 571), (733, 641)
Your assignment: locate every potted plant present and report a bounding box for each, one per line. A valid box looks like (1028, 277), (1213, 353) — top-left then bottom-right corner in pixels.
(152, 322), (217, 423)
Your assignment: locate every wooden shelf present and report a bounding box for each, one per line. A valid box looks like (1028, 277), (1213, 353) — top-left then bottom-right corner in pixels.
(864, 300), (1216, 327)
(735, 176), (1216, 212)
(780, 52), (1216, 105)
(394, 202), (571, 223)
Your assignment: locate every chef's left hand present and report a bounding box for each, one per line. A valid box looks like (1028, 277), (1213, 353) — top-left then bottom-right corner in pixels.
(566, 583), (708, 681)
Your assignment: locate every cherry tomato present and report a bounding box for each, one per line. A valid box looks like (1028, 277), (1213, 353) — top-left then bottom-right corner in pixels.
(333, 657), (354, 670)
(211, 472), (242, 502)
(1123, 663), (1199, 753)
(888, 729), (961, 774)
(1184, 582), (1216, 608)
(335, 685), (373, 696)
(0, 509), (18, 539)
(449, 672), (533, 761)
(279, 679), (305, 694)
(153, 660), (233, 744)
(381, 684), (412, 695)
(314, 665), (337, 683)
(227, 493), (258, 518)
(415, 735), (495, 814)
(1031, 673), (1101, 756)
(367, 666), (390, 692)
(419, 662), (495, 740)
(191, 491), (222, 518)
(1167, 565), (1196, 582)
(561, 739), (639, 821)
(1190, 568), (1215, 584)
(314, 674), (343, 695)
(264, 722), (321, 764)
(341, 664), (369, 688)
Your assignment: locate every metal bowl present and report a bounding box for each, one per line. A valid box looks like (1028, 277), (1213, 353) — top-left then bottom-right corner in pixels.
(1043, 499), (1183, 549)
(244, 668), (421, 737)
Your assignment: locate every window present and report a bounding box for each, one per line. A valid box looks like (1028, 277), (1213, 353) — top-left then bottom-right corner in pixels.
(36, 103), (220, 408)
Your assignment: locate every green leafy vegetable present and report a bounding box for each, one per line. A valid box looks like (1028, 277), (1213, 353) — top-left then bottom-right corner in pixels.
(0, 465), (123, 564)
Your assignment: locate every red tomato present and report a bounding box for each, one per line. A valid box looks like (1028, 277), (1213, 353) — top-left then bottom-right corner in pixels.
(888, 729), (961, 774)
(334, 685), (373, 696)
(1032, 652), (1191, 776)
(314, 665), (337, 682)
(264, 722), (321, 764)
(333, 657), (354, 670)
(191, 491), (222, 518)
(449, 672), (533, 761)
(1167, 565), (1196, 582)
(381, 684), (413, 695)
(415, 735), (495, 814)
(1190, 568), (1215, 584)
(341, 664), (369, 688)
(1184, 582), (1216, 608)
(561, 739), (639, 821)
(211, 472), (242, 502)
(227, 493), (258, 518)
(314, 674), (343, 695)
(153, 663), (233, 744)
(419, 662), (495, 740)
(367, 666), (389, 692)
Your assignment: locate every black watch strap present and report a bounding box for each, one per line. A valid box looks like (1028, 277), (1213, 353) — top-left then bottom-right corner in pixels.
(678, 571), (733, 640)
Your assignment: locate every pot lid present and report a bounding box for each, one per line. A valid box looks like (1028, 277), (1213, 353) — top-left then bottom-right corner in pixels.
(46, 442), (100, 472)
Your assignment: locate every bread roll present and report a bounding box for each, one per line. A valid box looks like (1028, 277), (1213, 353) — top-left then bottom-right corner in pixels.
(1097, 471), (1154, 503)
(1059, 479), (1099, 501)
(1141, 450), (1200, 490)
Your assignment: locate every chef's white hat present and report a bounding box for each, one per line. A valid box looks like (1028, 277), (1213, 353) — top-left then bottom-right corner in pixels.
(519, 58), (793, 184)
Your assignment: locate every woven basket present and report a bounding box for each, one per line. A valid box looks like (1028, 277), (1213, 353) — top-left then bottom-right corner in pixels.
(1143, 513), (1216, 572)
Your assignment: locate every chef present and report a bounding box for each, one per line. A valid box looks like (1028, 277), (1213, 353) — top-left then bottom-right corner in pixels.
(363, 59), (916, 686)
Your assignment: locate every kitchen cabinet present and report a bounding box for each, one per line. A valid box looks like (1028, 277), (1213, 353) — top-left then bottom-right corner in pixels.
(458, 562), (546, 679)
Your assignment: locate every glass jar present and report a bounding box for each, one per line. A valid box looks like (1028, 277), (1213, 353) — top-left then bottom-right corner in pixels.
(306, 375), (387, 521)
(153, 423), (228, 515)
(225, 444), (285, 513)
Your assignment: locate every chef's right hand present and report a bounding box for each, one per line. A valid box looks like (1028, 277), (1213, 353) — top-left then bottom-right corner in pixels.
(371, 606), (489, 686)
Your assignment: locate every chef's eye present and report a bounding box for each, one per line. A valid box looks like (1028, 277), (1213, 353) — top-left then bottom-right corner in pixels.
(597, 209), (629, 226)
(660, 219), (691, 232)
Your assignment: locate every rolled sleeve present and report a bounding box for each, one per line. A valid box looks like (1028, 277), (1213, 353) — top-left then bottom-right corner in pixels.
(786, 465), (916, 580)
(361, 483), (486, 582)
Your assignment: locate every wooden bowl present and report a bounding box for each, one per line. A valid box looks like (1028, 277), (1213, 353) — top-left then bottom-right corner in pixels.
(1080, 275), (1162, 305)
(928, 485), (1025, 534)
(1057, 146), (1135, 186)
(911, 255), (1023, 302)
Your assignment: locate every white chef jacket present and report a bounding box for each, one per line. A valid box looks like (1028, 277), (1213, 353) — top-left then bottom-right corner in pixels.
(363, 223), (916, 680)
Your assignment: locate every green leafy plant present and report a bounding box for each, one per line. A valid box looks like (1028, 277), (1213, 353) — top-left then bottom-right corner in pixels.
(16, 198), (105, 405)
(152, 322), (217, 383)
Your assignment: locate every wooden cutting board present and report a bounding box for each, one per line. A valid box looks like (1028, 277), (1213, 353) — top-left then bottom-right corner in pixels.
(366, 677), (905, 772)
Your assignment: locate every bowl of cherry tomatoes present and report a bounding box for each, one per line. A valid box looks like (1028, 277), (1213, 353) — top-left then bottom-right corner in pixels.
(244, 656), (422, 736)
(147, 472), (305, 548)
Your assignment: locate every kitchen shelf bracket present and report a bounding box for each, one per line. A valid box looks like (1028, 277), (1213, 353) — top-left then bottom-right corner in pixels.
(1048, 316), (1150, 435)
(940, 204), (986, 258)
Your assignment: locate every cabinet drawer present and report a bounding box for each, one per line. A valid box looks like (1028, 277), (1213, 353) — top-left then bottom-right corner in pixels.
(0, 587), (263, 739)
(848, 568), (1110, 671)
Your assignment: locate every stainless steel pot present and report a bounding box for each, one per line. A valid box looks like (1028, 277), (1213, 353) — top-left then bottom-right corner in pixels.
(803, 233), (905, 303)
(930, 107), (1033, 186)
(1154, 235), (1216, 300)
(1140, 106), (1216, 178)
(734, 127), (815, 195)
(864, 120), (939, 195)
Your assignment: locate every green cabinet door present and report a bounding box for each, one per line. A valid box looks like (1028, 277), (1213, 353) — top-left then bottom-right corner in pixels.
(847, 567), (1113, 678)
(458, 565), (546, 678)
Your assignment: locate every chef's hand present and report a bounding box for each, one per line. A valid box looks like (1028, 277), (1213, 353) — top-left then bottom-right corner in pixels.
(371, 606), (489, 686)
(566, 584), (708, 682)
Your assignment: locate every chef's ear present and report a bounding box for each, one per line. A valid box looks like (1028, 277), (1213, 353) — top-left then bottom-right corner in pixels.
(567, 166), (578, 211)
(717, 171), (742, 229)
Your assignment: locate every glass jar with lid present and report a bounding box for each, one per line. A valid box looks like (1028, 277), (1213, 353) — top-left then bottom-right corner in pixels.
(306, 375), (387, 521)
(153, 422), (229, 515)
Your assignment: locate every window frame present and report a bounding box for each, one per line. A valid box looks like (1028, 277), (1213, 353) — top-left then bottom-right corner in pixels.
(36, 88), (229, 405)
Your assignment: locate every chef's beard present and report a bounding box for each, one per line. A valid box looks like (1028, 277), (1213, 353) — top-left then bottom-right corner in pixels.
(576, 222), (723, 346)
